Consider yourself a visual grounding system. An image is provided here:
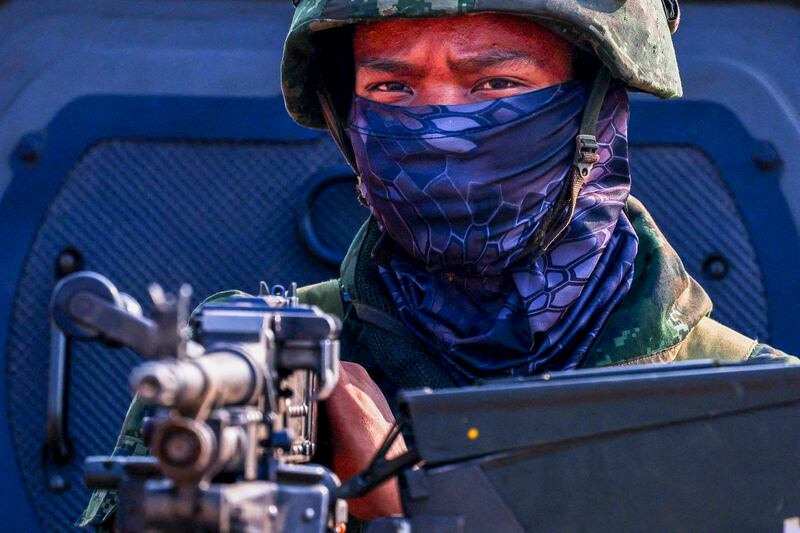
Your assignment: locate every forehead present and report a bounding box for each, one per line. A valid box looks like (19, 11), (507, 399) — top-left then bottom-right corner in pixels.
(352, 14), (567, 58)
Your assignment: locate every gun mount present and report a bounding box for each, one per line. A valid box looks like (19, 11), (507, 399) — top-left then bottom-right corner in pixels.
(51, 271), (346, 532)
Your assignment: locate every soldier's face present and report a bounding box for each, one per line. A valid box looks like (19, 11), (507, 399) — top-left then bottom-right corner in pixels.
(353, 14), (575, 107)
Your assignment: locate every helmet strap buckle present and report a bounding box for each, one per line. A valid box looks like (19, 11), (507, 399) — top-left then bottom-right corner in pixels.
(575, 134), (600, 178)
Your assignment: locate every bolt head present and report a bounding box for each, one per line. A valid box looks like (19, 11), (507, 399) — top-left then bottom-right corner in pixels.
(48, 474), (69, 493)
(702, 254), (729, 281)
(56, 248), (83, 277)
(58, 253), (76, 273)
(14, 133), (44, 165)
(752, 141), (782, 172)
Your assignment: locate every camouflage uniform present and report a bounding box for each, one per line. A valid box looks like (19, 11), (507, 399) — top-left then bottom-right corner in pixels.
(79, 0), (796, 527)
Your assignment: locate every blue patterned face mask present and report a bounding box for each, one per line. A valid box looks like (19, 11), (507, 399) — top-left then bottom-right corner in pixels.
(348, 81), (591, 276)
(347, 82), (639, 380)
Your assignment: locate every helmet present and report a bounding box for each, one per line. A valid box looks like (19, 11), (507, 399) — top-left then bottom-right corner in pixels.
(281, 0), (682, 257)
(281, 0), (682, 130)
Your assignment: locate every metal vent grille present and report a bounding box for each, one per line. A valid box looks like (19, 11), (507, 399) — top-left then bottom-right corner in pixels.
(630, 145), (770, 342)
(5, 137), (363, 531)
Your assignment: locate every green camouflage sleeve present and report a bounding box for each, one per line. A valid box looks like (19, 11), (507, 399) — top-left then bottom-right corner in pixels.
(74, 395), (148, 529)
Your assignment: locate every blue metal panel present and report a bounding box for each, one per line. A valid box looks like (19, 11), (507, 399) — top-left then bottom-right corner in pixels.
(0, 94), (320, 530)
(674, 3), (800, 231)
(630, 100), (800, 354)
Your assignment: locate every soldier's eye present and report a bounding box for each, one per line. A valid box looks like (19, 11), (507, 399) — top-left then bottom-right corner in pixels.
(474, 78), (521, 91)
(370, 81), (413, 94)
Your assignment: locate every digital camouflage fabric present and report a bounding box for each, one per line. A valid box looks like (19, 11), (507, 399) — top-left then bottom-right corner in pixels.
(580, 196), (791, 367)
(76, 398), (149, 530)
(282, 0), (683, 129)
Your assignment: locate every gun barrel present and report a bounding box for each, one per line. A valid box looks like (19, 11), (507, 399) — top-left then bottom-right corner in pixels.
(131, 350), (260, 411)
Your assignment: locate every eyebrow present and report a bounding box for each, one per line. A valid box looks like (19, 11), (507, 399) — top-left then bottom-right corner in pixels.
(356, 50), (541, 75)
(356, 57), (417, 76)
(450, 50), (542, 71)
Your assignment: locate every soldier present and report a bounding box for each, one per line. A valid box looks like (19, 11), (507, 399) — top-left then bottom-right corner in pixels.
(79, 0), (796, 528)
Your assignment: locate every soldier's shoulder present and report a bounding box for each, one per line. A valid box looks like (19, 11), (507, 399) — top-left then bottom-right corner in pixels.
(297, 279), (344, 319)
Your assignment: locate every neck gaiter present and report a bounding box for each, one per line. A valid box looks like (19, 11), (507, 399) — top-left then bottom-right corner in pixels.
(347, 81), (638, 382)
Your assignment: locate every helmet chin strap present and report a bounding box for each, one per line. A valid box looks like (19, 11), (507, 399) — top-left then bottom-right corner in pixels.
(316, 83), (369, 206)
(318, 67), (613, 239)
(522, 66), (612, 262)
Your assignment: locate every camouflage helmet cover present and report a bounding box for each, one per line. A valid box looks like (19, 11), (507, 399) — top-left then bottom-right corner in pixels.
(282, 0), (682, 129)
